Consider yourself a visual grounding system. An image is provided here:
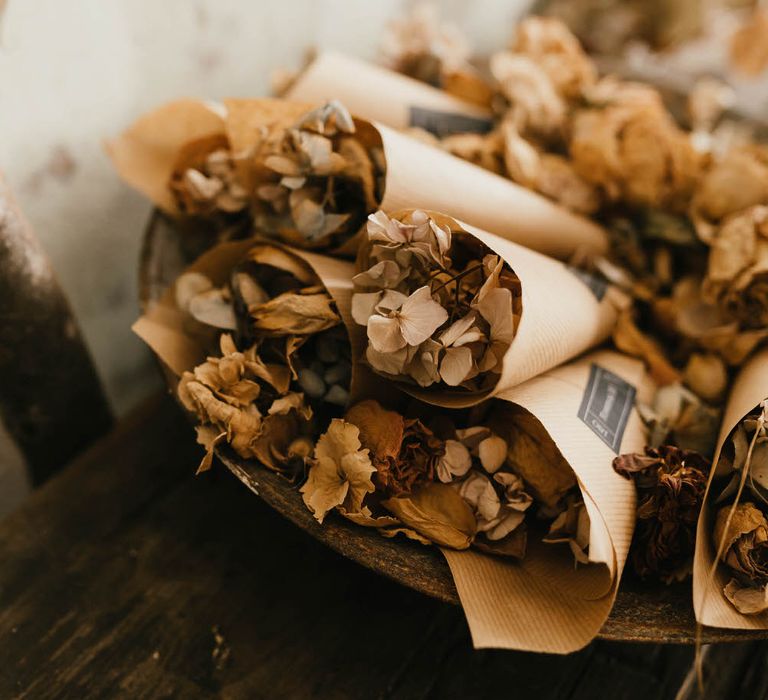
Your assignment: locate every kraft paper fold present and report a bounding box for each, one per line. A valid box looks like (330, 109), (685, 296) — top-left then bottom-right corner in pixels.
(107, 98), (608, 261)
(693, 348), (768, 629)
(285, 50), (492, 133)
(357, 210), (625, 409)
(132, 237), (357, 380)
(444, 349), (652, 653)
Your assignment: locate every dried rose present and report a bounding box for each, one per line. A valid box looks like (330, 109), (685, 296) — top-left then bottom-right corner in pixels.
(714, 502), (768, 588)
(501, 121), (600, 214)
(613, 445), (710, 580)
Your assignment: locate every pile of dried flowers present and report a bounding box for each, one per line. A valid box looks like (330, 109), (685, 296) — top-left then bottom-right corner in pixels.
(127, 7), (768, 614)
(300, 398), (584, 561)
(351, 210), (520, 391)
(381, 9), (768, 597)
(175, 243), (351, 480)
(170, 100), (383, 250)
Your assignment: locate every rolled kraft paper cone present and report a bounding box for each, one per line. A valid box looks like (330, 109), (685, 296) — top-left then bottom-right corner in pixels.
(443, 349), (653, 654)
(284, 50), (494, 136)
(106, 98), (312, 217)
(358, 210), (624, 410)
(108, 98), (608, 261)
(693, 347), (768, 629)
(131, 237), (359, 387)
(376, 125), (608, 260)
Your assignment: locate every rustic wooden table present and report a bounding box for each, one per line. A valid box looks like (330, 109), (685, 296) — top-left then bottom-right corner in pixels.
(1, 392), (766, 699)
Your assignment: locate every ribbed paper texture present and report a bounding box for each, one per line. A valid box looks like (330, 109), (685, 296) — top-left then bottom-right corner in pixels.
(285, 50), (492, 130)
(444, 350), (651, 653)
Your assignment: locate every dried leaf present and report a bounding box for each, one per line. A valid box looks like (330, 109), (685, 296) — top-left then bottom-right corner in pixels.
(723, 579), (768, 615)
(250, 289), (340, 336)
(499, 412), (575, 510)
(543, 496), (591, 565)
(345, 400), (405, 464)
(383, 482), (476, 549)
(613, 309), (680, 386)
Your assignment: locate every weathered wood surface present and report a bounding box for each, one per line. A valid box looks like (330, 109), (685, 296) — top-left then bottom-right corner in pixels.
(0, 173), (112, 484)
(141, 212), (768, 645)
(4, 392), (765, 700)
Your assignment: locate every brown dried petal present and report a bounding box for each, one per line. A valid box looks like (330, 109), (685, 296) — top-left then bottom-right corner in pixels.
(345, 400), (405, 464)
(613, 445), (709, 579)
(250, 289), (340, 336)
(382, 482), (477, 549)
(301, 419), (376, 523)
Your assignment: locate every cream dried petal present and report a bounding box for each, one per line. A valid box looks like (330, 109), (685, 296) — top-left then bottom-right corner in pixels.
(478, 435), (508, 473)
(176, 272), (213, 311)
(476, 286), (515, 344)
(437, 439), (472, 483)
(398, 286), (448, 346)
(366, 343), (410, 376)
(188, 288), (237, 330)
(367, 314), (407, 353)
(458, 470), (501, 523)
(439, 346), (474, 386)
(439, 312), (478, 347)
(353, 260), (407, 290)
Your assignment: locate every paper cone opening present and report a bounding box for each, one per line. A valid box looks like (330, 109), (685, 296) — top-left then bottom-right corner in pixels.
(352, 209), (622, 409)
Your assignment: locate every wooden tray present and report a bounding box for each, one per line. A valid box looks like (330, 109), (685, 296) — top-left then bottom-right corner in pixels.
(140, 210), (768, 645)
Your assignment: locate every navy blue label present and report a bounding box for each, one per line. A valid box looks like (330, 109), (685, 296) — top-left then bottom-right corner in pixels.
(566, 265), (608, 301)
(578, 364), (636, 453)
(409, 106), (494, 137)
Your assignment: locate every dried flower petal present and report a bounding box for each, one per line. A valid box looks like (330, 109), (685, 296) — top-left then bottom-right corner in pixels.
(383, 482), (476, 549)
(613, 445), (709, 580)
(301, 420), (376, 523)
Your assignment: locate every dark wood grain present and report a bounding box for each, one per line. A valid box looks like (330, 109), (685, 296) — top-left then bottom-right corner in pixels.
(140, 212), (768, 646)
(0, 172), (112, 484)
(0, 394), (709, 700)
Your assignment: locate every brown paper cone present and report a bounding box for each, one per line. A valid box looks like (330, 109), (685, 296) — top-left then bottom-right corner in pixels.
(693, 347), (768, 629)
(132, 237), (357, 379)
(444, 349), (652, 653)
(377, 126), (608, 260)
(108, 98), (608, 261)
(285, 50), (493, 134)
(105, 99), (227, 213)
(357, 210), (624, 409)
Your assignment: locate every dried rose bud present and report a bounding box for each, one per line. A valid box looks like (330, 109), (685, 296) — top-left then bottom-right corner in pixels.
(714, 502), (768, 587)
(613, 445), (710, 580)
